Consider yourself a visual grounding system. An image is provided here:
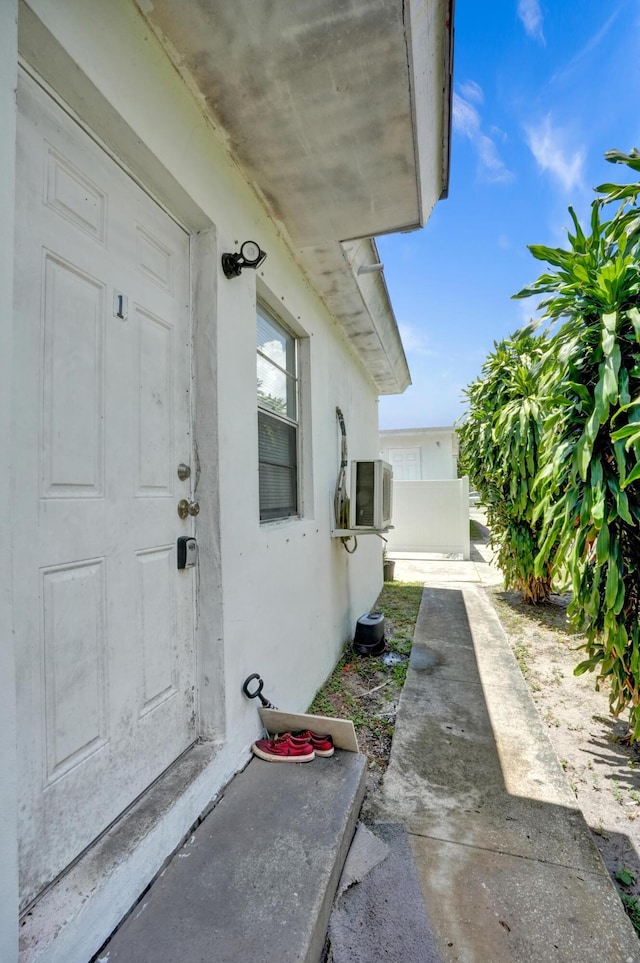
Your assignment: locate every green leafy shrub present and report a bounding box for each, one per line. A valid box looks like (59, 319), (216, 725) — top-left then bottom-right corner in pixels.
(459, 328), (554, 603)
(516, 150), (640, 736)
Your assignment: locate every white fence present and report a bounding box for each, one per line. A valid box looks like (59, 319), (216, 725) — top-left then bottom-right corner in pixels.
(387, 477), (470, 559)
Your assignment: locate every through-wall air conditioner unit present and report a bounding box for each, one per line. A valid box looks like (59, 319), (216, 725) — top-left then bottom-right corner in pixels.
(349, 460), (393, 530)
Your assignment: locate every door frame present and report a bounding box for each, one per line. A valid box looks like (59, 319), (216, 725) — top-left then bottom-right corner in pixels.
(11, 25), (226, 961)
(1, 5), (19, 963)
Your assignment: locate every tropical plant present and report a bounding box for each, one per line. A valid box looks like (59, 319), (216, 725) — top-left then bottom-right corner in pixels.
(458, 326), (554, 603)
(515, 149), (640, 737)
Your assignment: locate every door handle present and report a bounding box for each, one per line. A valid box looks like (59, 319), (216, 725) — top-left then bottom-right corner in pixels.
(177, 499), (200, 519)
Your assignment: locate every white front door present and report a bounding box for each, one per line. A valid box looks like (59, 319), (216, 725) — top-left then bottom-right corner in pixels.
(13, 73), (197, 909)
(389, 447), (421, 481)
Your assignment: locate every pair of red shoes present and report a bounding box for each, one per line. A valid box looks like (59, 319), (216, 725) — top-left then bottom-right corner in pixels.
(252, 729), (334, 763)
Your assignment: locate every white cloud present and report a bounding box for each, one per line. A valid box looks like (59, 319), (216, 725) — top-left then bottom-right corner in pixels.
(518, 0), (545, 44)
(478, 134), (512, 181)
(398, 323), (436, 357)
(516, 295), (541, 327)
(525, 116), (585, 192)
(260, 338), (286, 366)
(490, 125), (508, 143)
(257, 340), (286, 400)
(452, 94), (481, 138)
(453, 91), (514, 184)
(457, 80), (484, 105)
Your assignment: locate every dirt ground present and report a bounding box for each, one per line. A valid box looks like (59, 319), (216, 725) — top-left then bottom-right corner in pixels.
(491, 586), (640, 924)
(318, 661), (397, 815)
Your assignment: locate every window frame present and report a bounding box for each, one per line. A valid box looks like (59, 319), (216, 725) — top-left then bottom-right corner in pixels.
(256, 300), (301, 523)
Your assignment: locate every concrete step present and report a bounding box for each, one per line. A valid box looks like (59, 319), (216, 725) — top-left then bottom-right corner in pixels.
(95, 750), (367, 963)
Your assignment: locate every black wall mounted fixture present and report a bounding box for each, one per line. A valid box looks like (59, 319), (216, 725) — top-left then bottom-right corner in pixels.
(221, 240), (267, 278)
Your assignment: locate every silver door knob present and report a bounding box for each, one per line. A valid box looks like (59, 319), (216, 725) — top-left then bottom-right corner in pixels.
(177, 499), (200, 519)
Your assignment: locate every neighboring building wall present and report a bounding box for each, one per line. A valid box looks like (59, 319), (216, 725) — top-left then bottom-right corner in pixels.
(380, 426), (459, 480)
(3, 2), (386, 958)
(380, 427), (468, 557)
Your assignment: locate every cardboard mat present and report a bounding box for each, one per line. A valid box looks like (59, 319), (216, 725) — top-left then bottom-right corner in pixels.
(259, 708), (359, 752)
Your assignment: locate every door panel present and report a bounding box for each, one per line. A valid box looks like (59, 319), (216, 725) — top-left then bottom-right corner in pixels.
(42, 558), (108, 782)
(13, 72), (196, 909)
(389, 447), (420, 481)
(42, 254), (106, 495)
(136, 306), (174, 492)
(136, 545), (178, 715)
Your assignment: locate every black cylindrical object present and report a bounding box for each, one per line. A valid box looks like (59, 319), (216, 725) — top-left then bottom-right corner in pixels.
(353, 611), (386, 656)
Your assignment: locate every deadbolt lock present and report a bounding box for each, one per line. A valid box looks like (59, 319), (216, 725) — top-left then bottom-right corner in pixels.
(177, 499), (200, 519)
(177, 463), (191, 481)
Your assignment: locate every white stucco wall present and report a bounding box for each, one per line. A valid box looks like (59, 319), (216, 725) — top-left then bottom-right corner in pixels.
(7, 3), (386, 957)
(380, 426), (459, 480)
(0, 7), (18, 962)
(216, 256), (383, 747)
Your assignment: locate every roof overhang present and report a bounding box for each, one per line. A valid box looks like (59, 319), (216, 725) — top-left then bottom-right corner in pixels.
(135, 0), (454, 394)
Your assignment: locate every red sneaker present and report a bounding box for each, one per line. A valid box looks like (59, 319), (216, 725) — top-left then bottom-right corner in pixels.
(289, 730), (335, 757)
(252, 734), (315, 763)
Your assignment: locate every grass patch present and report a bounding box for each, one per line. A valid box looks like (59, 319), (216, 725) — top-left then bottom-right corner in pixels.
(614, 867), (640, 936)
(512, 639), (531, 677)
(378, 582), (424, 639)
(307, 581), (423, 762)
(621, 894), (640, 935)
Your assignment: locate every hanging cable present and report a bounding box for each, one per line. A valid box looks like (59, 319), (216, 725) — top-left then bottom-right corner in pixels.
(334, 406), (348, 527)
(341, 534), (358, 553)
(334, 406), (358, 554)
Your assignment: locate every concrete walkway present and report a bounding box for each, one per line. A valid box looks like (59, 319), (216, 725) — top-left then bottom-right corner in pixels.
(354, 526), (640, 962)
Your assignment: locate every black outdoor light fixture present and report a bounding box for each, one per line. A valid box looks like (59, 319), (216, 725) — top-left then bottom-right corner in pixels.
(221, 240), (267, 279)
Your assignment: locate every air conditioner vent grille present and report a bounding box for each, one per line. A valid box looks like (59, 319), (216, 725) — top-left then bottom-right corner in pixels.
(354, 461), (375, 527)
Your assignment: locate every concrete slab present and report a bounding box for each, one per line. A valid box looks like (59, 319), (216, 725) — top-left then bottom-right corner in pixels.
(409, 583), (543, 688)
(329, 823), (442, 963)
(377, 666), (604, 873)
(96, 751), (367, 963)
(409, 835), (639, 963)
(335, 823), (389, 899)
(390, 559), (484, 583)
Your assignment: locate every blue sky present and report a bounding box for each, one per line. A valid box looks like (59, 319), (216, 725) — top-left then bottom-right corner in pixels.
(377, 0), (640, 429)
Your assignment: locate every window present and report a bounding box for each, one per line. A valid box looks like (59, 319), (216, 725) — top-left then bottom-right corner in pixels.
(257, 302), (299, 521)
